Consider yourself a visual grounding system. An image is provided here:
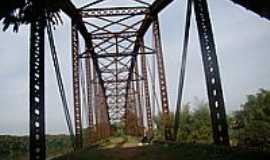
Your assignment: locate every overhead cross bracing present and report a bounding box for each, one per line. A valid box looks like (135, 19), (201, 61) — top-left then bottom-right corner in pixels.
(77, 0), (172, 123)
(21, 0), (270, 159)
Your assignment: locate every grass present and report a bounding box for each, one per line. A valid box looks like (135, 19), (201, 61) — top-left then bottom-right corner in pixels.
(52, 137), (270, 160)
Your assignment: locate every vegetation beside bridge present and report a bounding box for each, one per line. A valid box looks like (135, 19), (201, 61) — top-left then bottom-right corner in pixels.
(1, 89), (270, 160)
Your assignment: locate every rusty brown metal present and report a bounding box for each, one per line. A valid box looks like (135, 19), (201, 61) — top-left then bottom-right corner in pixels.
(69, 0), (173, 143)
(81, 6), (145, 122)
(135, 64), (144, 129)
(81, 7), (150, 17)
(96, 83), (111, 139)
(152, 17), (173, 140)
(140, 40), (153, 135)
(71, 24), (83, 149)
(79, 1), (172, 124)
(125, 81), (140, 136)
(25, 1), (243, 157)
(85, 58), (94, 128)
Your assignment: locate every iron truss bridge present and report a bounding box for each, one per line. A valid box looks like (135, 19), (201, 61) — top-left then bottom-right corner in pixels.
(1, 0), (269, 160)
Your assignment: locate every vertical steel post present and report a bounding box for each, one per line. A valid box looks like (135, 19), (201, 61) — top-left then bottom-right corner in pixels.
(126, 83), (137, 135)
(95, 79), (110, 139)
(92, 69), (97, 142)
(93, 72), (102, 140)
(140, 40), (153, 135)
(100, 84), (111, 138)
(152, 17), (172, 140)
(85, 57), (94, 129)
(71, 24), (83, 149)
(193, 0), (229, 145)
(30, 12), (46, 160)
(131, 73), (140, 135)
(135, 64), (144, 129)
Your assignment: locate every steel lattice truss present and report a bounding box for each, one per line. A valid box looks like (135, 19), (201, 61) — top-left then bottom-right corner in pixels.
(80, 0), (161, 121)
(68, 0), (175, 149)
(25, 0), (268, 158)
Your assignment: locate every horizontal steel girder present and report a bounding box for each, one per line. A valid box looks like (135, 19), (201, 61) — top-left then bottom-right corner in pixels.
(81, 7), (150, 17)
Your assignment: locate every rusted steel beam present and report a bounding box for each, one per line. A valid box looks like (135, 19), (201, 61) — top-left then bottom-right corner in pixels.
(62, 2), (109, 108)
(135, 64), (144, 128)
(125, 83), (140, 136)
(61, 1), (91, 43)
(194, 0), (229, 145)
(103, 78), (143, 83)
(92, 31), (137, 39)
(96, 82), (111, 139)
(89, 51), (155, 58)
(61, 5), (117, 107)
(152, 17), (172, 140)
(124, 0), (174, 112)
(94, 76), (102, 140)
(141, 41), (153, 134)
(73, 0), (174, 124)
(61, 1), (112, 127)
(71, 24), (83, 149)
(81, 7), (149, 17)
(106, 92), (140, 97)
(85, 57), (94, 129)
(61, 2), (105, 99)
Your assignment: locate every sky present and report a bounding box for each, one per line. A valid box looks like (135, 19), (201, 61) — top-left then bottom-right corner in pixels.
(0, 0), (269, 135)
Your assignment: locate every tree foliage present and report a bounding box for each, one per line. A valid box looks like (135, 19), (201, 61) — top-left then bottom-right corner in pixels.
(231, 89), (270, 148)
(176, 101), (212, 143)
(0, 135), (72, 160)
(153, 100), (212, 143)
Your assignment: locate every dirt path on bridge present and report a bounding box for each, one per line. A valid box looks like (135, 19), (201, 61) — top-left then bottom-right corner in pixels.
(103, 147), (145, 160)
(52, 138), (270, 160)
(98, 136), (146, 160)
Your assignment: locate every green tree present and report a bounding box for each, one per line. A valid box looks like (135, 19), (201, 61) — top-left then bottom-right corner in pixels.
(177, 103), (192, 142)
(175, 100), (212, 143)
(190, 101), (212, 143)
(234, 89), (270, 148)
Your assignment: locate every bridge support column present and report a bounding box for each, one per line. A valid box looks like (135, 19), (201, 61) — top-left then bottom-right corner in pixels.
(86, 58), (94, 129)
(126, 82), (140, 136)
(85, 56), (95, 142)
(140, 40), (153, 136)
(152, 18), (173, 141)
(29, 12), (46, 160)
(194, 0), (229, 145)
(95, 80), (111, 139)
(135, 64), (144, 136)
(71, 24), (83, 149)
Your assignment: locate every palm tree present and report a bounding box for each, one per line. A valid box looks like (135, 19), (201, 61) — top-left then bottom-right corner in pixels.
(1, 0), (63, 32)
(1, 1), (64, 160)
(1, 1), (89, 159)
(0, 0), (25, 32)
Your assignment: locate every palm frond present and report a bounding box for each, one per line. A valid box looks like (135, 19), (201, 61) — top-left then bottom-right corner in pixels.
(1, 0), (64, 32)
